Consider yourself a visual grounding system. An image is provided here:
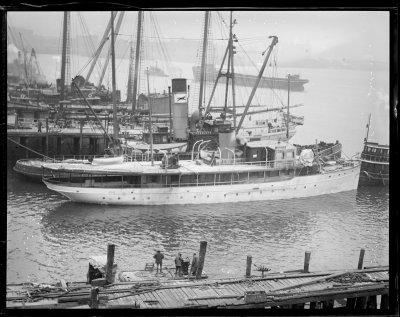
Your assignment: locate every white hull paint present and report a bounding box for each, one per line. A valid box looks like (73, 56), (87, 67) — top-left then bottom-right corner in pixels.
(44, 165), (360, 205)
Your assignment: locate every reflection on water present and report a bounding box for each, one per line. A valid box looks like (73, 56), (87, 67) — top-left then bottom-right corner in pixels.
(7, 163), (389, 283)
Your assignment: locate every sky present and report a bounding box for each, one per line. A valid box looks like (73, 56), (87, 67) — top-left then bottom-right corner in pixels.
(7, 10), (390, 62)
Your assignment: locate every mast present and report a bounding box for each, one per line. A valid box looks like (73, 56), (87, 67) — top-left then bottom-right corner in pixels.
(146, 67), (154, 166)
(231, 24), (237, 129)
(97, 12), (125, 89)
(223, 12), (233, 118)
(126, 43), (134, 103)
(286, 74), (291, 139)
(85, 11), (117, 85)
(198, 11), (210, 117)
(132, 11), (143, 113)
(60, 11), (70, 100)
(236, 36), (278, 133)
(204, 11), (237, 122)
(18, 33), (29, 89)
(111, 11), (118, 144)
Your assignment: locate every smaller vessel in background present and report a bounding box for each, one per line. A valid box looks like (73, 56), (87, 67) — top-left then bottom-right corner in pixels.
(148, 63), (168, 77)
(358, 114), (389, 186)
(192, 64), (309, 91)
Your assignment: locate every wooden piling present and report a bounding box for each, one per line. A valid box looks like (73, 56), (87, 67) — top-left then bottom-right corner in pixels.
(357, 248), (365, 270)
(105, 244), (115, 284)
(366, 295), (377, 309)
(79, 119), (84, 155)
(45, 118), (49, 156)
(303, 251), (311, 273)
(355, 296), (367, 309)
(309, 301), (317, 309)
(246, 255), (252, 278)
(346, 297), (356, 309)
(380, 294), (389, 309)
(196, 241), (207, 279)
(90, 287), (99, 309)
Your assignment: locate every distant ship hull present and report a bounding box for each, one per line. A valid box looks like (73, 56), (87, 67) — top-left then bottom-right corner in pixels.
(192, 66), (309, 91)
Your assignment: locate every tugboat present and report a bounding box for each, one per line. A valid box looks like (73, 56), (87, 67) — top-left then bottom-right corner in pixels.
(358, 114), (389, 186)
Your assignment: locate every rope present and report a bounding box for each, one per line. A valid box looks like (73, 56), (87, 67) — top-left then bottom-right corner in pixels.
(7, 137), (52, 160)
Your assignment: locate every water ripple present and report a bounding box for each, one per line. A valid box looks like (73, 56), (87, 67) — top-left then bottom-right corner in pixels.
(7, 168), (389, 283)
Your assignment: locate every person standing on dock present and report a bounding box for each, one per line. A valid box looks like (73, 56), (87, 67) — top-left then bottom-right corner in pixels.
(175, 253), (183, 276)
(37, 120), (42, 133)
(191, 253), (199, 276)
(153, 250), (164, 273)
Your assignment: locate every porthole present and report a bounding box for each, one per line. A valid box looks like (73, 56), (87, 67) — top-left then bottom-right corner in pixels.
(329, 176), (331, 178)
(304, 186), (307, 189)
(314, 185), (316, 187)
(207, 195), (209, 198)
(131, 192), (133, 194)
(194, 196), (196, 199)
(224, 194), (226, 197)
(76, 190), (79, 193)
(118, 197), (120, 200)
(133, 197), (135, 200)
(103, 197), (106, 199)
(236, 193), (238, 196)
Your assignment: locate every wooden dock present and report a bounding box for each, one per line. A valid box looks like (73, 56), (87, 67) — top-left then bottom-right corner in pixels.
(6, 244), (390, 310)
(6, 267), (389, 309)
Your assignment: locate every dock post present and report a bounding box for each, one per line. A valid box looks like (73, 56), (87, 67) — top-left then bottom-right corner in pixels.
(303, 251), (311, 273)
(196, 241), (207, 279)
(79, 119), (84, 155)
(346, 297), (356, 309)
(380, 294), (389, 309)
(105, 244), (115, 284)
(355, 296), (367, 309)
(90, 287), (99, 308)
(357, 248), (365, 269)
(45, 118), (49, 156)
(246, 255), (252, 278)
(366, 295), (377, 309)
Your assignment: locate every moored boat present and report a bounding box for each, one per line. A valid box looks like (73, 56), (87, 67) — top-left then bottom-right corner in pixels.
(358, 114), (389, 186)
(358, 142), (389, 186)
(42, 139), (360, 205)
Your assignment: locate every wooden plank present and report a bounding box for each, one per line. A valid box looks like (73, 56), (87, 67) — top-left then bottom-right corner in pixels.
(181, 287), (200, 308)
(167, 288), (186, 307)
(160, 289), (179, 308)
(158, 289), (179, 308)
(151, 290), (169, 308)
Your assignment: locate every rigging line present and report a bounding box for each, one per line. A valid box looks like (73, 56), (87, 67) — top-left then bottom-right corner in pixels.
(116, 33), (229, 41)
(77, 12), (101, 77)
(238, 38), (285, 108)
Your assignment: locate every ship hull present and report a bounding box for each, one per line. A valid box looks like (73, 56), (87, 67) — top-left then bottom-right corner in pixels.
(43, 164), (360, 205)
(193, 68), (308, 91)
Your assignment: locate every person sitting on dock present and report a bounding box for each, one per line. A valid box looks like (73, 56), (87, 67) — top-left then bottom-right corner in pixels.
(153, 250), (164, 273)
(175, 253), (183, 276)
(191, 253), (199, 276)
